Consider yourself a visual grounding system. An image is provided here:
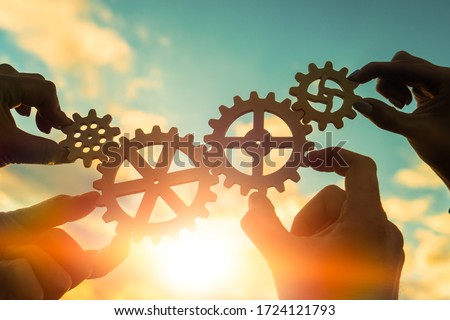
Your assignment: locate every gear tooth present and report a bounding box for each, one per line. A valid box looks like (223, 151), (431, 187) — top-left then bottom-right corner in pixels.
(333, 119), (344, 129)
(152, 125), (162, 134)
(186, 134), (194, 143)
(294, 72), (305, 82)
(168, 127), (178, 135)
(281, 98), (292, 108)
(88, 109), (97, 118)
(206, 190), (217, 202)
(72, 113), (82, 121)
(83, 158), (93, 168)
(240, 185), (251, 196)
(135, 128), (145, 138)
(208, 118), (220, 129)
(266, 92), (275, 101)
(324, 61), (333, 69)
(289, 86), (298, 96)
(150, 233), (161, 244)
(219, 105), (229, 115)
(233, 95), (244, 105)
(111, 127), (121, 137)
(92, 179), (103, 190)
(339, 67), (349, 76)
(203, 134), (214, 143)
(308, 63), (318, 72)
(197, 207), (209, 218)
(348, 109), (357, 119)
(274, 183), (285, 193)
(102, 114), (113, 124)
(290, 171), (301, 183)
(318, 122), (327, 131)
(102, 212), (114, 223)
(133, 233), (146, 243)
(291, 102), (302, 112)
(249, 91), (259, 100)
(223, 178), (235, 189)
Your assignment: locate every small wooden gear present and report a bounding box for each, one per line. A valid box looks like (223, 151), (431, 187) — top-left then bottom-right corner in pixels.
(289, 61), (361, 130)
(59, 109), (120, 167)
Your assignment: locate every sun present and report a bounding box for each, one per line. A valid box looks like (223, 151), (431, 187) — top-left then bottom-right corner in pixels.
(149, 221), (237, 296)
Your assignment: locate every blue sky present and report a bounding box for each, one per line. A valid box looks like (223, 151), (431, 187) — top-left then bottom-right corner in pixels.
(0, 0), (449, 299)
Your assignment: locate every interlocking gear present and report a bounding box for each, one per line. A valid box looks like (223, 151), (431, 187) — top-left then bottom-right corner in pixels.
(289, 61), (361, 130)
(93, 126), (218, 243)
(204, 91), (313, 196)
(60, 109), (120, 167)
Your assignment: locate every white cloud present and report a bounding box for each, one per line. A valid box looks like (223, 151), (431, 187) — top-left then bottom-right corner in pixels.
(383, 196), (431, 224)
(106, 103), (168, 135)
(395, 162), (443, 189)
(0, 0), (132, 98)
(126, 68), (163, 99)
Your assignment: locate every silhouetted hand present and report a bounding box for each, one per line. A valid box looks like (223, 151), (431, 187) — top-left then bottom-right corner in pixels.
(241, 148), (404, 299)
(0, 192), (130, 299)
(349, 51), (450, 189)
(0, 64), (73, 166)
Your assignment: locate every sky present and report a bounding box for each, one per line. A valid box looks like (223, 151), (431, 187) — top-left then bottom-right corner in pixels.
(0, 0), (449, 299)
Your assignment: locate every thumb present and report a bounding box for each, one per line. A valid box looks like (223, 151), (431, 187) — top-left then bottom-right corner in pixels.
(0, 192), (99, 238)
(353, 98), (413, 136)
(241, 192), (290, 262)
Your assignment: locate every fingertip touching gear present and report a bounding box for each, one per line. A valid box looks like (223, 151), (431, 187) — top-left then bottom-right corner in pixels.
(289, 61), (361, 130)
(60, 109), (121, 167)
(93, 126), (218, 243)
(204, 91), (313, 196)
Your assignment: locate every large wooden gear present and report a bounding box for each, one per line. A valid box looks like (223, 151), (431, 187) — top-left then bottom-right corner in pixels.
(204, 91), (313, 196)
(289, 61), (361, 130)
(93, 126), (218, 243)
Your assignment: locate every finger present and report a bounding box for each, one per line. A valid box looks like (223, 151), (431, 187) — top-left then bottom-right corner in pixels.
(391, 50), (432, 64)
(88, 232), (131, 279)
(0, 128), (70, 165)
(34, 228), (92, 289)
(3, 244), (72, 299)
(0, 259), (43, 299)
(352, 98), (415, 136)
(241, 192), (291, 263)
(35, 111), (52, 134)
(291, 185), (346, 237)
(3, 192), (99, 235)
(348, 60), (440, 91)
(0, 64), (19, 75)
(376, 79), (413, 107)
(3, 76), (72, 129)
(14, 105), (32, 117)
(308, 148), (383, 215)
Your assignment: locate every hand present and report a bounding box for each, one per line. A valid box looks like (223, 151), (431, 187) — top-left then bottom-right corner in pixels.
(349, 51), (450, 189)
(0, 64), (73, 166)
(241, 148), (404, 299)
(0, 192), (130, 299)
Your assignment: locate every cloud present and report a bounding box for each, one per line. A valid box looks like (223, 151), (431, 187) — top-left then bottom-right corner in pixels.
(0, 0), (131, 72)
(383, 196), (431, 224)
(106, 103), (169, 135)
(158, 36), (171, 47)
(126, 68), (163, 99)
(394, 162), (443, 189)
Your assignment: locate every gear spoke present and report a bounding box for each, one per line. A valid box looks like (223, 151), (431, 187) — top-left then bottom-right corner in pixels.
(110, 178), (147, 197)
(161, 187), (188, 215)
(155, 142), (174, 172)
(167, 168), (203, 186)
(252, 146), (265, 177)
(253, 108), (265, 131)
(135, 191), (159, 224)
